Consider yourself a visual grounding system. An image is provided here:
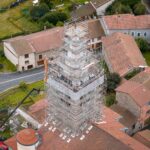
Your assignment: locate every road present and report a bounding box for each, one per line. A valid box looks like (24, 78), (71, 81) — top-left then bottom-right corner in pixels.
(0, 67), (44, 93)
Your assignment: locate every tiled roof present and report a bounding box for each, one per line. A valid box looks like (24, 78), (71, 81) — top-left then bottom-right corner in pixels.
(16, 128), (38, 145)
(91, 0), (112, 8)
(103, 14), (150, 30)
(71, 3), (95, 19)
(5, 100), (149, 150)
(133, 129), (150, 148)
(102, 32), (146, 76)
(4, 27), (64, 56)
(4, 20), (104, 56)
(88, 19), (105, 38)
(95, 107), (150, 150)
(116, 68), (150, 107)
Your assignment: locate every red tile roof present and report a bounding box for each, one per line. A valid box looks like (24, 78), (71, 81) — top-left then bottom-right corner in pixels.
(5, 27), (64, 56)
(16, 128), (39, 146)
(116, 68), (150, 107)
(104, 14), (150, 30)
(95, 107), (150, 150)
(102, 32), (147, 76)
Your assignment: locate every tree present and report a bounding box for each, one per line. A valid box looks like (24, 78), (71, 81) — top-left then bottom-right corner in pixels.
(105, 94), (116, 107)
(134, 3), (146, 15)
(107, 73), (121, 92)
(19, 81), (28, 91)
(40, 11), (68, 25)
(135, 38), (149, 53)
(40, 0), (53, 9)
(30, 3), (49, 20)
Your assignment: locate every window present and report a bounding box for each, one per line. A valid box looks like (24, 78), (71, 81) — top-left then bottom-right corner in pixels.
(144, 32), (147, 37)
(25, 60), (29, 64)
(25, 54), (29, 58)
(137, 33), (141, 37)
(131, 32), (134, 36)
(39, 55), (42, 59)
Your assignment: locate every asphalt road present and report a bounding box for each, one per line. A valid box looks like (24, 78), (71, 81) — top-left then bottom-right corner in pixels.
(0, 67), (44, 93)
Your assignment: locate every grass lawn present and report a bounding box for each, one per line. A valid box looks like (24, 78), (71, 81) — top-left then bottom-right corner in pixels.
(0, 43), (17, 72)
(0, 80), (45, 109)
(143, 51), (150, 66)
(0, 0), (16, 8)
(0, 0), (41, 40)
(0, 80), (45, 139)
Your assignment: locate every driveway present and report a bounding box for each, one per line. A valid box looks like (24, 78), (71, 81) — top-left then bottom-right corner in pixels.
(0, 67), (44, 93)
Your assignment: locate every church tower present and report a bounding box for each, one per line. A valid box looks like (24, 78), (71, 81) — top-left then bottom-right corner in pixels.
(46, 21), (105, 135)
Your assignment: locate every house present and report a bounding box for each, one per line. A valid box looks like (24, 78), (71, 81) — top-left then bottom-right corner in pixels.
(4, 19), (104, 71)
(88, 19), (105, 51)
(115, 67), (150, 122)
(71, 0), (115, 19)
(100, 14), (150, 41)
(91, 0), (115, 15)
(102, 32), (147, 76)
(4, 101), (149, 150)
(4, 27), (64, 71)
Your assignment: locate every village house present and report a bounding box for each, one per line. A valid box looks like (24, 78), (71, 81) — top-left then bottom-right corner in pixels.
(72, 0), (115, 19)
(100, 14), (150, 41)
(3, 27), (64, 71)
(4, 19), (104, 71)
(115, 67), (150, 125)
(102, 32), (147, 77)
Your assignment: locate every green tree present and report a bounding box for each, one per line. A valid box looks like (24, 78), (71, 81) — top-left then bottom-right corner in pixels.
(134, 3), (146, 15)
(107, 73), (121, 92)
(19, 81), (28, 91)
(105, 94), (116, 107)
(40, 0), (53, 9)
(30, 3), (49, 20)
(135, 38), (149, 53)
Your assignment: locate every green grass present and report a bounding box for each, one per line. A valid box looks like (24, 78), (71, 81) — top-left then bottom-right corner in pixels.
(143, 51), (150, 66)
(0, 80), (45, 109)
(0, 0), (41, 40)
(0, 0), (16, 8)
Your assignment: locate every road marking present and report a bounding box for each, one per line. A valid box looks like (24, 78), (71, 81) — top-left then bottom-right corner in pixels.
(0, 71), (44, 85)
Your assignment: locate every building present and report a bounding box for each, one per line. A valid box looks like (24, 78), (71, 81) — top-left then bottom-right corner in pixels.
(100, 14), (150, 41)
(91, 0), (115, 15)
(88, 19), (105, 52)
(72, 0), (115, 19)
(102, 32), (147, 76)
(45, 21), (105, 135)
(133, 129), (150, 148)
(3, 27), (64, 71)
(3, 20), (104, 72)
(115, 67), (150, 121)
(4, 106), (150, 150)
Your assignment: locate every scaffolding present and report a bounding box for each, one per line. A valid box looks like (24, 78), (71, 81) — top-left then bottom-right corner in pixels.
(45, 21), (105, 138)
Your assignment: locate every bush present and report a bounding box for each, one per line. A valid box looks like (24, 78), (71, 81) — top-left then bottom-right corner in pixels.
(107, 73), (121, 92)
(105, 94), (116, 107)
(0, 51), (5, 58)
(134, 3), (146, 15)
(135, 38), (149, 53)
(124, 68), (141, 80)
(56, 21), (64, 26)
(40, 11), (68, 25)
(0, 64), (4, 70)
(19, 81), (28, 91)
(30, 3), (49, 20)
(40, 0), (54, 9)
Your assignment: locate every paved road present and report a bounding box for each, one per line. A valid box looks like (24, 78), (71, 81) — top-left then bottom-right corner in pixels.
(0, 67), (44, 93)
